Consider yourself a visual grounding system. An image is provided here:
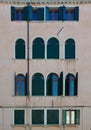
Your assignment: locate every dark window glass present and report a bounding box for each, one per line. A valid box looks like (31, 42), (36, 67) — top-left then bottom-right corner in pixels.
(47, 110), (59, 124)
(15, 39), (25, 59)
(32, 37), (45, 59)
(32, 110), (44, 124)
(47, 37), (59, 59)
(15, 74), (25, 96)
(33, 10), (38, 20)
(32, 73), (44, 96)
(46, 73), (59, 96)
(14, 110), (25, 124)
(65, 38), (75, 59)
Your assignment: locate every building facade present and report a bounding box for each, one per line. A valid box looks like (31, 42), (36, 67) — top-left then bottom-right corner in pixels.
(0, 0), (91, 130)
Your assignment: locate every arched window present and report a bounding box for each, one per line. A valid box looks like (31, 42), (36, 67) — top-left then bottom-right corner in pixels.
(15, 39), (25, 59)
(47, 37), (59, 59)
(65, 38), (75, 59)
(65, 73), (78, 96)
(46, 73), (59, 96)
(32, 37), (45, 59)
(32, 73), (44, 96)
(15, 74), (26, 96)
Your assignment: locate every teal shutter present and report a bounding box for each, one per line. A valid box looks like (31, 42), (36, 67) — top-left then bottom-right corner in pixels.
(58, 7), (63, 20)
(23, 6), (28, 20)
(38, 8), (44, 21)
(25, 73), (28, 96)
(65, 74), (70, 96)
(75, 72), (78, 96)
(58, 72), (63, 95)
(32, 73), (44, 96)
(45, 6), (49, 20)
(47, 110), (59, 124)
(74, 7), (79, 21)
(62, 110), (66, 125)
(47, 75), (52, 96)
(14, 73), (17, 96)
(32, 110), (44, 124)
(63, 6), (66, 21)
(76, 110), (80, 125)
(23, 6), (32, 21)
(11, 6), (16, 21)
(14, 110), (24, 124)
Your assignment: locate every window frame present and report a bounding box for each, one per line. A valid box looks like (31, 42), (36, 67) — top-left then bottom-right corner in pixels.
(13, 109), (26, 125)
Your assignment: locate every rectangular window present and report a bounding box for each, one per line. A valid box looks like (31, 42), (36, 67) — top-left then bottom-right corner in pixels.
(14, 110), (25, 125)
(62, 110), (80, 125)
(65, 8), (74, 21)
(32, 110), (44, 124)
(47, 110), (59, 124)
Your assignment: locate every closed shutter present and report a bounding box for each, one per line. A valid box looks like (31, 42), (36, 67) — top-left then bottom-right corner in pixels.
(58, 72), (63, 95)
(74, 7), (79, 21)
(47, 75), (52, 96)
(45, 6), (49, 20)
(11, 6), (16, 21)
(38, 8), (44, 21)
(76, 110), (80, 125)
(62, 110), (66, 125)
(58, 7), (63, 20)
(14, 110), (24, 124)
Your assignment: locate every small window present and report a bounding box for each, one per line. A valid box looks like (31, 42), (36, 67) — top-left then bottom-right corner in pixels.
(62, 110), (80, 125)
(32, 73), (44, 96)
(15, 39), (25, 59)
(15, 74), (27, 96)
(65, 8), (75, 21)
(65, 38), (75, 59)
(47, 110), (59, 124)
(47, 37), (59, 59)
(14, 110), (25, 125)
(32, 37), (45, 59)
(32, 110), (44, 124)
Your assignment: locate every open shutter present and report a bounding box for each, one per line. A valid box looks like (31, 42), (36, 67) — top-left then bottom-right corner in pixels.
(76, 110), (80, 125)
(28, 5), (33, 20)
(47, 75), (52, 96)
(63, 6), (66, 21)
(62, 110), (66, 125)
(58, 72), (63, 95)
(45, 6), (49, 21)
(23, 6), (32, 21)
(14, 73), (17, 96)
(58, 6), (63, 20)
(38, 8), (44, 21)
(11, 6), (16, 21)
(75, 72), (78, 96)
(74, 7), (79, 21)
(65, 74), (70, 96)
(25, 73), (29, 96)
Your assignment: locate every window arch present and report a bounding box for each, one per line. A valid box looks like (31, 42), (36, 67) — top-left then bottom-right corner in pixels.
(65, 38), (75, 59)
(32, 37), (45, 59)
(32, 73), (44, 96)
(46, 73), (59, 96)
(65, 73), (78, 96)
(47, 37), (59, 59)
(15, 74), (26, 96)
(15, 39), (25, 59)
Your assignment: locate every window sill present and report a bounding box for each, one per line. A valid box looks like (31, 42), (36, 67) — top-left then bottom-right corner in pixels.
(63, 124), (79, 127)
(11, 124), (28, 127)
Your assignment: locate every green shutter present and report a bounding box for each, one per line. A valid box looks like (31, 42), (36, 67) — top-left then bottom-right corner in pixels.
(11, 6), (16, 21)
(65, 74), (70, 96)
(14, 110), (24, 124)
(38, 8), (44, 21)
(32, 110), (44, 124)
(76, 110), (80, 125)
(62, 110), (66, 125)
(63, 6), (66, 21)
(74, 72), (78, 96)
(74, 7), (79, 21)
(32, 73), (44, 96)
(25, 73), (29, 96)
(47, 110), (59, 124)
(58, 72), (63, 95)
(47, 75), (52, 96)
(58, 7), (63, 20)
(45, 6), (49, 20)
